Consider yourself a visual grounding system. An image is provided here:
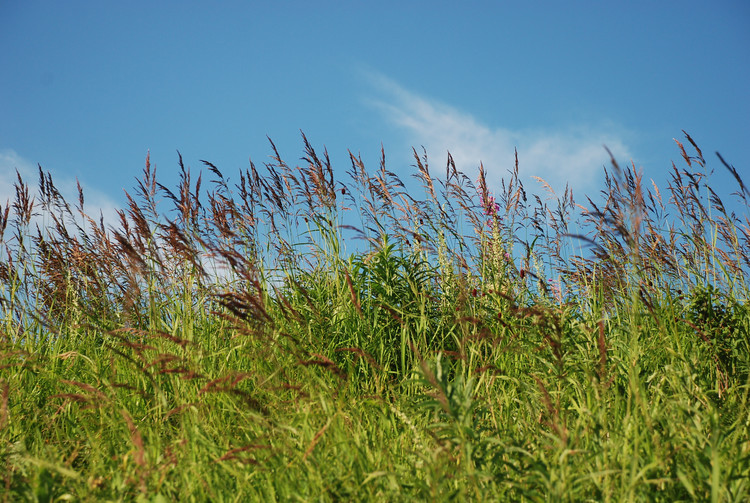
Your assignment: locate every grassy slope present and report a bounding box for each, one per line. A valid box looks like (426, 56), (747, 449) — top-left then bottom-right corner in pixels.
(1, 134), (749, 501)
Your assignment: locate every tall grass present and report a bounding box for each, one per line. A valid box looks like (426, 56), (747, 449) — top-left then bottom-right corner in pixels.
(0, 132), (748, 501)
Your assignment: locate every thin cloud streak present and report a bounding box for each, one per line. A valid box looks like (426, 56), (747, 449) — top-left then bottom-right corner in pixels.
(367, 73), (631, 196)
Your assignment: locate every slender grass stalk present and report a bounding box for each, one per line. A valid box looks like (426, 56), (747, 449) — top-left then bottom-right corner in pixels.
(0, 133), (747, 500)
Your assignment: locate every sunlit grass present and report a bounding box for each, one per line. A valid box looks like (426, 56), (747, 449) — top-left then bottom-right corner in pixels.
(0, 132), (748, 501)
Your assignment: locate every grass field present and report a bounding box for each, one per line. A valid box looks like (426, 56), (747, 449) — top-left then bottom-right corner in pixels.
(1, 132), (748, 501)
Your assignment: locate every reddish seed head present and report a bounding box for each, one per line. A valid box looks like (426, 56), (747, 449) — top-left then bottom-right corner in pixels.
(520, 269), (525, 279)
(472, 288), (478, 297)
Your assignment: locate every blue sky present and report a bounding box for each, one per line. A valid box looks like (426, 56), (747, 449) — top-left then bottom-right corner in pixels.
(1, 0), (748, 224)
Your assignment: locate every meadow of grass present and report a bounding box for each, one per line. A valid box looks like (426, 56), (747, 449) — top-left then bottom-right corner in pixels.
(0, 132), (748, 501)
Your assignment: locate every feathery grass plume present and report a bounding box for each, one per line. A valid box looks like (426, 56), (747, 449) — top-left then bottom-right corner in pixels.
(1, 134), (748, 500)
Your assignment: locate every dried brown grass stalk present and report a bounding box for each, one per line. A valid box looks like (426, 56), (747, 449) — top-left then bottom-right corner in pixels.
(533, 375), (568, 445)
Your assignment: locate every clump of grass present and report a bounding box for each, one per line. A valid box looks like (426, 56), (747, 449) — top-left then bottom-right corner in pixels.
(0, 132), (748, 500)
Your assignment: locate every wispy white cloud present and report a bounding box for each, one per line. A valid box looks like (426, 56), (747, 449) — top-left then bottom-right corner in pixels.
(0, 148), (122, 233)
(365, 73), (631, 197)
